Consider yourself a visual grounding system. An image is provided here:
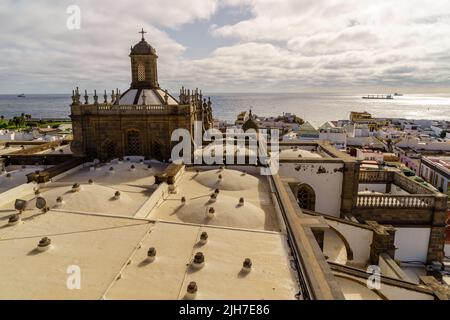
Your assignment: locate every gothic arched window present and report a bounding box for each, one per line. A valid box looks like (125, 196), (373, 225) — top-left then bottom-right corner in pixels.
(297, 184), (316, 211)
(126, 130), (141, 155)
(137, 63), (146, 81)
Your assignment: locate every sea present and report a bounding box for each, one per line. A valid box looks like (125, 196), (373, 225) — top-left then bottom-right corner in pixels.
(1, 93), (450, 127)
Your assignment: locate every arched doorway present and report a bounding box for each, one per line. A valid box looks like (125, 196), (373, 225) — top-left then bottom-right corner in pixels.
(126, 129), (142, 155)
(296, 183), (316, 211)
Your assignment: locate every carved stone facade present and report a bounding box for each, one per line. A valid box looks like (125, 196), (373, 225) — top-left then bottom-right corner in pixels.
(70, 31), (213, 162)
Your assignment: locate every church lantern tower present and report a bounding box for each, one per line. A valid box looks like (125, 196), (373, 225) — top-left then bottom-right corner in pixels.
(130, 28), (159, 89)
(70, 28), (214, 162)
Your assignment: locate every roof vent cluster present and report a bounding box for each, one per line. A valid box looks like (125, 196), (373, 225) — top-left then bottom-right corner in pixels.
(72, 183), (81, 192)
(242, 258), (252, 273)
(37, 237), (51, 252)
(191, 252), (205, 269)
(199, 232), (208, 245)
(185, 282), (198, 300)
(147, 247), (156, 263)
(8, 214), (20, 226)
(209, 193), (217, 203)
(207, 207), (215, 219)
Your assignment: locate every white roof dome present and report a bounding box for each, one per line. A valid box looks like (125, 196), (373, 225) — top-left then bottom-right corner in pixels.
(37, 184), (137, 215)
(176, 195), (267, 229)
(118, 88), (178, 106)
(194, 169), (259, 191)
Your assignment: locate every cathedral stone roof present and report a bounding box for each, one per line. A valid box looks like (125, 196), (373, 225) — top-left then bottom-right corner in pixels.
(130, 39), (156, 56)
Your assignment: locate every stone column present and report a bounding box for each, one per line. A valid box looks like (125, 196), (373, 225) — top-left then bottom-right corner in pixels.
(385, 183), (392, 194)
(427, 194), (448, 263)
(367, 221), (396, 265)
(340, 159), (360, 218)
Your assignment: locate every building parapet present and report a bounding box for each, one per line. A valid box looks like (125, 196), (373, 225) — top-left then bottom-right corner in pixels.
(71, 103), (192, 116)
(359, 170), (436, 194)
(271, 174), (345, 300)
(356, 194), (435, 209)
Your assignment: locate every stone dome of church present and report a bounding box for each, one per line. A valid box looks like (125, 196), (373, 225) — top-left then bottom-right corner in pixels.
(130, 29), (157, 56)
(130, 39), (156, 55)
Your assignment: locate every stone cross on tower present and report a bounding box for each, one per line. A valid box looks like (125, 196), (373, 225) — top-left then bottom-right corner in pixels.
(139, 28), (147, 41)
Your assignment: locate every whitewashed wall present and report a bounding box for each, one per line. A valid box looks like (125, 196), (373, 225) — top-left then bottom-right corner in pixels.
(279, 162), (343, 216)
(394, 228), (431, 263)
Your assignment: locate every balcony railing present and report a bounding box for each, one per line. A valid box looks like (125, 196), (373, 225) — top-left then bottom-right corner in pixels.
(356, 194), (435, 209)
(392, 173), (434, 195)
(72, 103), (192, 115)
(359, 170), (434, 195)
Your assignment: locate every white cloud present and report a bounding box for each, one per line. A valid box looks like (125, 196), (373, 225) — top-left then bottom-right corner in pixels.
(0, 0), (450, 93)
(205, 0), (450, 91)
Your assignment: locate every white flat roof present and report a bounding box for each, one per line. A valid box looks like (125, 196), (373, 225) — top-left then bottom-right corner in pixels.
(105, 221), (299, 300)
(149, 167), (280, 232)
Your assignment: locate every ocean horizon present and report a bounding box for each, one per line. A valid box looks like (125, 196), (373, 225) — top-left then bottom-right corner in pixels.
(1, 92), (450, 127)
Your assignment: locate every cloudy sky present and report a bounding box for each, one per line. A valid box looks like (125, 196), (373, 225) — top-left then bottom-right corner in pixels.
(1, 0), (450, 93)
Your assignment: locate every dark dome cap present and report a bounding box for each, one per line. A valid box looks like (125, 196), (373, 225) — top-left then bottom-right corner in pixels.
(130, 28), (157, 55)
(130, 39), (157, 55)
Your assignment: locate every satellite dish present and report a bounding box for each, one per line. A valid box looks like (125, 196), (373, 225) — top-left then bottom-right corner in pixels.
(14, 199), (27, 212)
(36, 197), (47, 210)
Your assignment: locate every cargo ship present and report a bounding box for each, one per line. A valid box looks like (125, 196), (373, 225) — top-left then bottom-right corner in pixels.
(362, 94), (393, 100)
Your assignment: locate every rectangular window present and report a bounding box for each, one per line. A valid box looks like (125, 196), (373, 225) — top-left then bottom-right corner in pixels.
(138, 64), (146, 81)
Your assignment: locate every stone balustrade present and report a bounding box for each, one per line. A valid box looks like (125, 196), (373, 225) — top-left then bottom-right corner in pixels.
(356, 194), (435, 209)
(72, 103), (191, 115)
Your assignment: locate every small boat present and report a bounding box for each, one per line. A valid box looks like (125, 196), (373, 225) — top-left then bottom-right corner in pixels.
(362, 94), (393, 100)
(17, 94), (26, 98)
